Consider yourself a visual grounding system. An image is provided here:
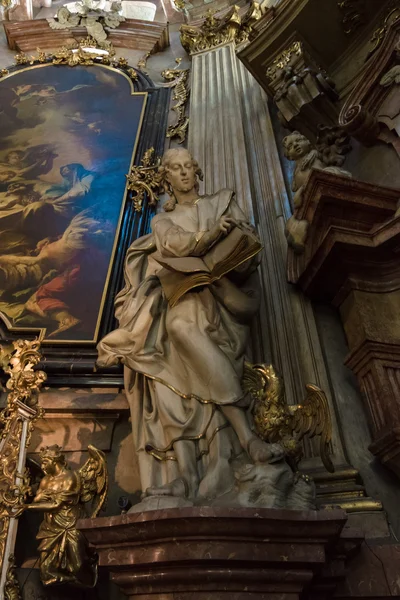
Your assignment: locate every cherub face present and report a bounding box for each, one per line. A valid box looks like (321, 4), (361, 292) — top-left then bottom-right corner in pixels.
(283, 133), (312, 161)
(165, 149), (196, 194)
(0, 170), (16, 182)
(7, 151), (22, 166)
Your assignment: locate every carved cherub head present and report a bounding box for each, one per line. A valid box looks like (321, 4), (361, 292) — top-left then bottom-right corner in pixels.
(159, 148), (203, 212)
(282, 131), (312, 161)
(39, 445), (68, 475)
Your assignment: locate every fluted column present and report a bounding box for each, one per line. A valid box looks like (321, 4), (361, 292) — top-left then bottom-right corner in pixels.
(188, 42), (345, 463)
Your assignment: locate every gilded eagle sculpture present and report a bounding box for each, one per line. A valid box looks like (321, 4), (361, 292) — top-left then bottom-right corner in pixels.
(242, 363), (334, 473)
(26, 444), (108, 587)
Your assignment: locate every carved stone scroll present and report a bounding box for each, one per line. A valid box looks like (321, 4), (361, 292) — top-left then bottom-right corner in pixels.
(339, 17), (400, 157)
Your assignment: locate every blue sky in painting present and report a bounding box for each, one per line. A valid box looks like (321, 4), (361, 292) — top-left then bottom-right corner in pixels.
(0, 64), (146, 340)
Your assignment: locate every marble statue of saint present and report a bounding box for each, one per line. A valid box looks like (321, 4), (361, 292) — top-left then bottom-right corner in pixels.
(97, 148), (282, 506)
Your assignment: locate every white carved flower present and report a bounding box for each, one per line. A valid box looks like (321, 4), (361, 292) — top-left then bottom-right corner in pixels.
(110, 1), (122, 12)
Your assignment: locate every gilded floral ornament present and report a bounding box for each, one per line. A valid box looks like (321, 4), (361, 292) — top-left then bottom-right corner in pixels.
(127, 68), (138, 80)
(161, 58), (190, 143)
(126, 148), (162, 212)
(180, 2), (262, 55)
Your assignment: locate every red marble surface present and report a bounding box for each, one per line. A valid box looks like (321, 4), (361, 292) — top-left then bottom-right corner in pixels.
(78, 507), (351, 599)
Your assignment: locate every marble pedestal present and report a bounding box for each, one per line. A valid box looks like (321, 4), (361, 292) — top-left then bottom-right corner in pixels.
(78, 506), (358, 600)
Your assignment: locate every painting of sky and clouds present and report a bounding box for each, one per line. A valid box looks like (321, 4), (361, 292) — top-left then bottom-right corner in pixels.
(0, 64), (146, 341)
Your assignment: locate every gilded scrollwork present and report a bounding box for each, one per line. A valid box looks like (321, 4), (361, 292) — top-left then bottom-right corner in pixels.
(4, 555), (21, 600)
(242, 363), (335, 473)
(12, 43), (143, 90)
(180, 2), (261, 55)
(337, 0), (366, 35)
(137, 51), (150, 74)
(266, 41), (302, 82)
(161, 58), (190, 144)
(126, 148), (162, 212)
(368, 1), (400, 59)
(0, 340), (46, 591)
(2, 339), (46, 410)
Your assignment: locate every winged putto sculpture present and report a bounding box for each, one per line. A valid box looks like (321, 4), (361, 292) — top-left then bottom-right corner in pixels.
(26, 444), (108, 587)
(242, 363), (334, 474)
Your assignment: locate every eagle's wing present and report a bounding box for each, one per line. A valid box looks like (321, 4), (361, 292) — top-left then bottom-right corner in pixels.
(78, 445), (108, 517)
(289, 384), (334, 473)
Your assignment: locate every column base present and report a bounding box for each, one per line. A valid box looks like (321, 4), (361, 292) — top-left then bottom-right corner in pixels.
(78, 507), (359, 600)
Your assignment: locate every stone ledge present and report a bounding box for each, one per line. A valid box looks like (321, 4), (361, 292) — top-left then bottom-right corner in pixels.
(78, 507), (359, 599)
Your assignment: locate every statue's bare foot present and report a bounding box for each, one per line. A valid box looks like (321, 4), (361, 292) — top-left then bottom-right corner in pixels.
(247, 437), (285, 464)
(145, 477), (188, 499)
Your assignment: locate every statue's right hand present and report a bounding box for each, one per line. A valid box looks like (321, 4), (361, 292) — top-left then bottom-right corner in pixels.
(218, 216), (236, 235)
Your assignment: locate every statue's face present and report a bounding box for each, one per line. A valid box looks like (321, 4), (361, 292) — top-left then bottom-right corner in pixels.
(165, 150), (196, 194)
(41, 456), (57, 475)
(283, 134), (311, 160)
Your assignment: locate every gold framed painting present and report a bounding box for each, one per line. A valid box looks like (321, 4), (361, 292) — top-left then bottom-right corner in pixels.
(0, 60), (147, 343)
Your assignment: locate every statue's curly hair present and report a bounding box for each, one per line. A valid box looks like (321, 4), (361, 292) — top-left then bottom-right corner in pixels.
(158, 148), (203, 212)
(282, 131), (311, 156)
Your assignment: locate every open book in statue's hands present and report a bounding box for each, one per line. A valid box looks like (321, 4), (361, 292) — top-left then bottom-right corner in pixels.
(154, 225), (262, 307)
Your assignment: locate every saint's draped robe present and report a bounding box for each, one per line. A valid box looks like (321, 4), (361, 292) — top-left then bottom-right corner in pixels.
(97, 190), (261, 499)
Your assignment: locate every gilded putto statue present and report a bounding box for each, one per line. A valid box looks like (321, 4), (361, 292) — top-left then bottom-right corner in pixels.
(27, 445), (108, 587)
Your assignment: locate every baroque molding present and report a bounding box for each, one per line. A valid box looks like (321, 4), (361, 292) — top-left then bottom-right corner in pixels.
(339, 16), (400, 155)
(13, 41), (139, 82)
(264, 38), (339, 136)
(180, 2), (261, 55)
(3, 17), (170, 54)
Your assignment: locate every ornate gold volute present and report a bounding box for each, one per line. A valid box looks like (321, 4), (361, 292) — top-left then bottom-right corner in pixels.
(126, 148), (162, 212)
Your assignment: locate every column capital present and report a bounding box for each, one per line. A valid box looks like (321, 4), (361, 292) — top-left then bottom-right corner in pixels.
(180, 2), (261, 56)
